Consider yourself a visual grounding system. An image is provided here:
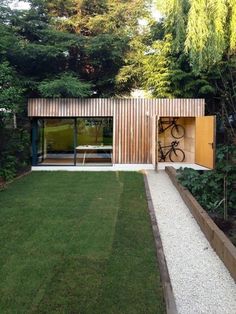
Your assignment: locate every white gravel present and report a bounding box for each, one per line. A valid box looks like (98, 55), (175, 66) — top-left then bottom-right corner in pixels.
(146, 170), (236, 314)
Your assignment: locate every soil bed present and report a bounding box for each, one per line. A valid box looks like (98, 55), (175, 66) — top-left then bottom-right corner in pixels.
(211, 214), (236, 247)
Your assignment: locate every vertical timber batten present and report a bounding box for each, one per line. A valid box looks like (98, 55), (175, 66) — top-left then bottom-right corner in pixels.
(28, 98), (205, 164)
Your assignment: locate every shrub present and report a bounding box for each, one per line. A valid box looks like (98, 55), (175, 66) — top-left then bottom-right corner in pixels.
(0, 127), (30, 182)
(177, 145), (236, 217)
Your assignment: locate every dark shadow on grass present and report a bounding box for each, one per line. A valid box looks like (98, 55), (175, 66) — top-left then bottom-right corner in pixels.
(93, 173), (166, 314)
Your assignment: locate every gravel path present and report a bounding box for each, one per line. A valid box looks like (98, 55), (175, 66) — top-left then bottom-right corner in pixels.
(146, 170), (236, 314)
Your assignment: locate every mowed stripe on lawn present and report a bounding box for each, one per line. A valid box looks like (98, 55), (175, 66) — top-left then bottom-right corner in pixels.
(0, 172), (165, 313)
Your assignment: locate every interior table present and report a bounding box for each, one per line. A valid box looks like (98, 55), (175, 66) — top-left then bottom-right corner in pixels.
(76, 145), (113, 164)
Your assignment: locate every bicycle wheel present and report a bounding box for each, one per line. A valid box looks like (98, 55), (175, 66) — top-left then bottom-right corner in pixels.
(171, 124), (185, 139)
(169, 148), (185, 162)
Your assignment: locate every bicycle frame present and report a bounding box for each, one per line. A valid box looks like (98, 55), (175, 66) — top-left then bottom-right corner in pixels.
(158, 141), (179, 161)
(159, 118), (178, 133)
(158, 143), (173, 161)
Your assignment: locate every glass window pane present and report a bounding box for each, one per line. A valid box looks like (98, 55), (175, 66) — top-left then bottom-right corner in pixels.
(39, 118), (75, 165)
(37, 119), (44, 164)
(76, 118), (113, 165)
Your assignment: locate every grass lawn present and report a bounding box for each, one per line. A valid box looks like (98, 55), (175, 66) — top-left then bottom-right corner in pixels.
(0, 172), (165, 313)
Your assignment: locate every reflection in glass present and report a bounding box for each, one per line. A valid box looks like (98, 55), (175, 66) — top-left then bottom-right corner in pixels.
(37, 119), (44, 164)
(76, 118), (113, 164)
(38, 118), (74, 165)
(35, 117), (113, 166)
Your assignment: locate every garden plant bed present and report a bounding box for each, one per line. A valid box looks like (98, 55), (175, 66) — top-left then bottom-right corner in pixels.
(165, 166), (236, 281)
(210, 215), (236, 247)
(0, 166), (31, 189)
(0, 171), (165, 313)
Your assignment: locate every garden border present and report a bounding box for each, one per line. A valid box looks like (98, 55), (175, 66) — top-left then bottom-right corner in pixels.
(143, 174), (178, 314)
(0, 170), (31, 190)
(165, 166), (236, 282)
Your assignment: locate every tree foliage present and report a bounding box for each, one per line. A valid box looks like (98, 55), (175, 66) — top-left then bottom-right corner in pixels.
(0, 61), (29, 181)
(38, 73), (92, 97)
(48, 0), (149, 96)
(146, 0), (236, 143)
(157, 0), (189, 52)
(185, 0), (228, 72)
(0, 0), (151, 180)
(155, 0), (236, 73)
(143, 35), (173, 97)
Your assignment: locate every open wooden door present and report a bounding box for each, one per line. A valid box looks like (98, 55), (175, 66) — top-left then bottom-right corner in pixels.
(195, 116), (216, 169)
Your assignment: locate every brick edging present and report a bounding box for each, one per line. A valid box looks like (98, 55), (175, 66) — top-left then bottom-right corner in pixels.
(165, 166), (236, 282)
(143, 174), (178, 314)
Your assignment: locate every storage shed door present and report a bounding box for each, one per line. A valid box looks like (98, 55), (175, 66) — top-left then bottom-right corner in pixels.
(195, 116), (216, 169)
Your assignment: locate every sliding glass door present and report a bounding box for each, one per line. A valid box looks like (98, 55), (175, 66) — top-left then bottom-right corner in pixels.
(37, 119), (44, 164)
(76, 118), (113, 165)
(33, 117), (113, 166)
(37, 118), (74, 165)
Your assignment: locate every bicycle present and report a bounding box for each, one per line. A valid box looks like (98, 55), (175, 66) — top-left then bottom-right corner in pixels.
(158, 140), (185, 162)
(159, 118), (185, 139)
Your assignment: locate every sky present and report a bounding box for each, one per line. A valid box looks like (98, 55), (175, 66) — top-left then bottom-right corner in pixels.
(9, 1), (30, 10)
(152, 3), (162, 21)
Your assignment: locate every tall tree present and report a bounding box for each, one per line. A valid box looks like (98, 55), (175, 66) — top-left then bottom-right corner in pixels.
(157, 0), (189, 52)
(185, 0), (227, 72)
(45, 0), (150, 96)
(150, 0), (236, 141)
(0, 0), (151, 179)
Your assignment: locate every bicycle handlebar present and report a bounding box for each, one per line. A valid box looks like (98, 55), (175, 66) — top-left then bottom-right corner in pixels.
(158, 140), (179, 149)
(171, 140), (179, 146)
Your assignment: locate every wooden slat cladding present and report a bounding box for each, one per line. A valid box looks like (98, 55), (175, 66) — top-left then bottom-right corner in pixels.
(28, 98), (205, 117)
(28, 98), (114, 117)
(28, 98), (205, 164)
